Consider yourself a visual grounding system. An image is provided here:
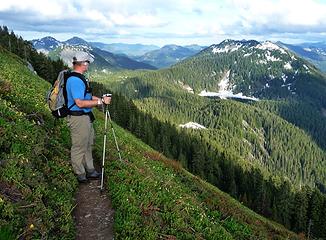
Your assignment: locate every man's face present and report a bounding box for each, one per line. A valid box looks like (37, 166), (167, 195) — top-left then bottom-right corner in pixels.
(81, 61), (90, 71)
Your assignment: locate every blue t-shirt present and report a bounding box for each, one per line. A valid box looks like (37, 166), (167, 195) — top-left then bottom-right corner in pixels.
(66, 76), (92, 113)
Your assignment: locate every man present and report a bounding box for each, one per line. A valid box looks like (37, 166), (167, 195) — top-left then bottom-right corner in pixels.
(66, 51), (111, 183)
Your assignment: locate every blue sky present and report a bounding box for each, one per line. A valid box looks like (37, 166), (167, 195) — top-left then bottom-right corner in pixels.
(1, 0), (326, 46)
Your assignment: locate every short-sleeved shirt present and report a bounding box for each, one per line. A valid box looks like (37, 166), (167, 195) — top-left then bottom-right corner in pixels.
(66, 76), (92, 113)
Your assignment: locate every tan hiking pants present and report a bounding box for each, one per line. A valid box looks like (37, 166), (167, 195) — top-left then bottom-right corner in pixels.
(67, 115), (95, 176)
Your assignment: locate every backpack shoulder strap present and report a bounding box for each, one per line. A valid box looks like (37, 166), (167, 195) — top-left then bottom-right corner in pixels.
(66, 71), (88, 96)
(64, 71), (89, 109)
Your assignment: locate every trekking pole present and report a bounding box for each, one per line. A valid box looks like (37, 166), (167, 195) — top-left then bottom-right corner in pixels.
(100, 104), (109, 192)
(107, 109), (123, 162)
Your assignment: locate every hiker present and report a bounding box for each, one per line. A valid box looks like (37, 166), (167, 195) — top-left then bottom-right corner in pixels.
(66, 51), (111, 183)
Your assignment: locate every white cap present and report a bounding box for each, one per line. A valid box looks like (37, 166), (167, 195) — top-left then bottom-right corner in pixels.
(72, 51), (94, 64)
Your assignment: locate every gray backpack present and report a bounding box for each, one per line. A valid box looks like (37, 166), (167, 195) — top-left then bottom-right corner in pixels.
(46, 70), (87, 118)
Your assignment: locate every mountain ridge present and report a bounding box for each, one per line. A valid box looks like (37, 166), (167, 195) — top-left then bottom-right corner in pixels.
(135, 44), (205, 68)
(31, 36), (156, 70)
(277, 41), (326, 72)
(90, 42), (160, 57)
(166, 39), (326, 107)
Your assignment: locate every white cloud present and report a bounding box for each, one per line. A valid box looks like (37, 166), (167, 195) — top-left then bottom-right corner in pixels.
(0, 0), (71, 18)
(1, 0), (326, 45)
(231, 0), (326, 33)
(110, 13), (166, 27)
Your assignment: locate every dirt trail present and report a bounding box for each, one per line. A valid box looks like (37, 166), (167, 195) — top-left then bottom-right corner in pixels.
(73, 179), (115, 240)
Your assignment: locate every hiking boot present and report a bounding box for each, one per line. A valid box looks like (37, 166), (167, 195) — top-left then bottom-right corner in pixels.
(77, 174), (89, 184)
(87, 170), (101, 179)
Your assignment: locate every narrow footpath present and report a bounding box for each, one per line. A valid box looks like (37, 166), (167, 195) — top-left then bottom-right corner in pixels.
(73, 179), (115, 240)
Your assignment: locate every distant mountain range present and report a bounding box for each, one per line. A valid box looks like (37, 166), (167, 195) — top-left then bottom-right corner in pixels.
(31, 36), (326, 73)
(89, 42), (160, 57)
(134, 44), (206, 68)
(31, 36), (157, 70)
(278, 41), (326, 72)
(90, 41), (206, 69)
(31, 36), (206, 70)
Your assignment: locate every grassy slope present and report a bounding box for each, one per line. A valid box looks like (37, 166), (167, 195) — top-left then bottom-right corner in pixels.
(0, 47), (78, 239)
(0, 47), (299, 239)
(93, 111), (300, 240)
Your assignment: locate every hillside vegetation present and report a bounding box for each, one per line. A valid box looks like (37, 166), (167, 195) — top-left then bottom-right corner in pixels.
(0, 46), (77, 239)
(92, 71), (326, 189)
(91, 51), (326, 238)
(0, 41), (302, 239)
(97, 117), (300, 239)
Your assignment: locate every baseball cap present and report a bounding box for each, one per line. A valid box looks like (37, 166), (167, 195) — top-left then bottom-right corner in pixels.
(72, 51), (94, 64)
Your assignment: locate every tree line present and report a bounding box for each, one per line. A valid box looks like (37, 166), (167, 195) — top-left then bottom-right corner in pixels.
(0, 26), (65, 83)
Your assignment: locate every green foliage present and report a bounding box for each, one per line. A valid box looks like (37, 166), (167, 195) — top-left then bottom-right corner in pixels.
(91, 66), (326, 238)
(0, 45), (77, 239)
(254, 99), (326, 150)
(0, 225), (15, 240)
(93, 70), (326, 188)
(1, 28), (324, 239)
(92, 113), (298, 239)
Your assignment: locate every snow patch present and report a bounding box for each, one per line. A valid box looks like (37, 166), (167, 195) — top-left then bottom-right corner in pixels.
(265, 52), (281, 61)
(179, 122), (206, 129)
(199, 90), (259, 101)
(256, 41), (287, 54)
(212, 43), (242, 54)
(198, 70), (258, 101)
(183, 85), (194, 93)
(218, 70), (231, 92)
(284, 62), (292, 70)
(258, 51), (281, 64)
(281, 73), (288, 82)
(178, 81), (194, 94)
(37, 49), (49, 55)
(303, 65), (310, 73)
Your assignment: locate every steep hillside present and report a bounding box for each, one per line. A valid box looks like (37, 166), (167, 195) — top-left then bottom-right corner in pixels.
(92, 47), (156, 70)
(164, 40), (326, 107)
(97, 118), (300, 239)
(92, 49), (326, 237)
(0, 46), (77, 239)
(93, 84), (326, 238)
(129, 94), (326, 187)
(0, 45), (303, 239)
(92, 67), (326, 189)
(278, 41), (326, 72)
